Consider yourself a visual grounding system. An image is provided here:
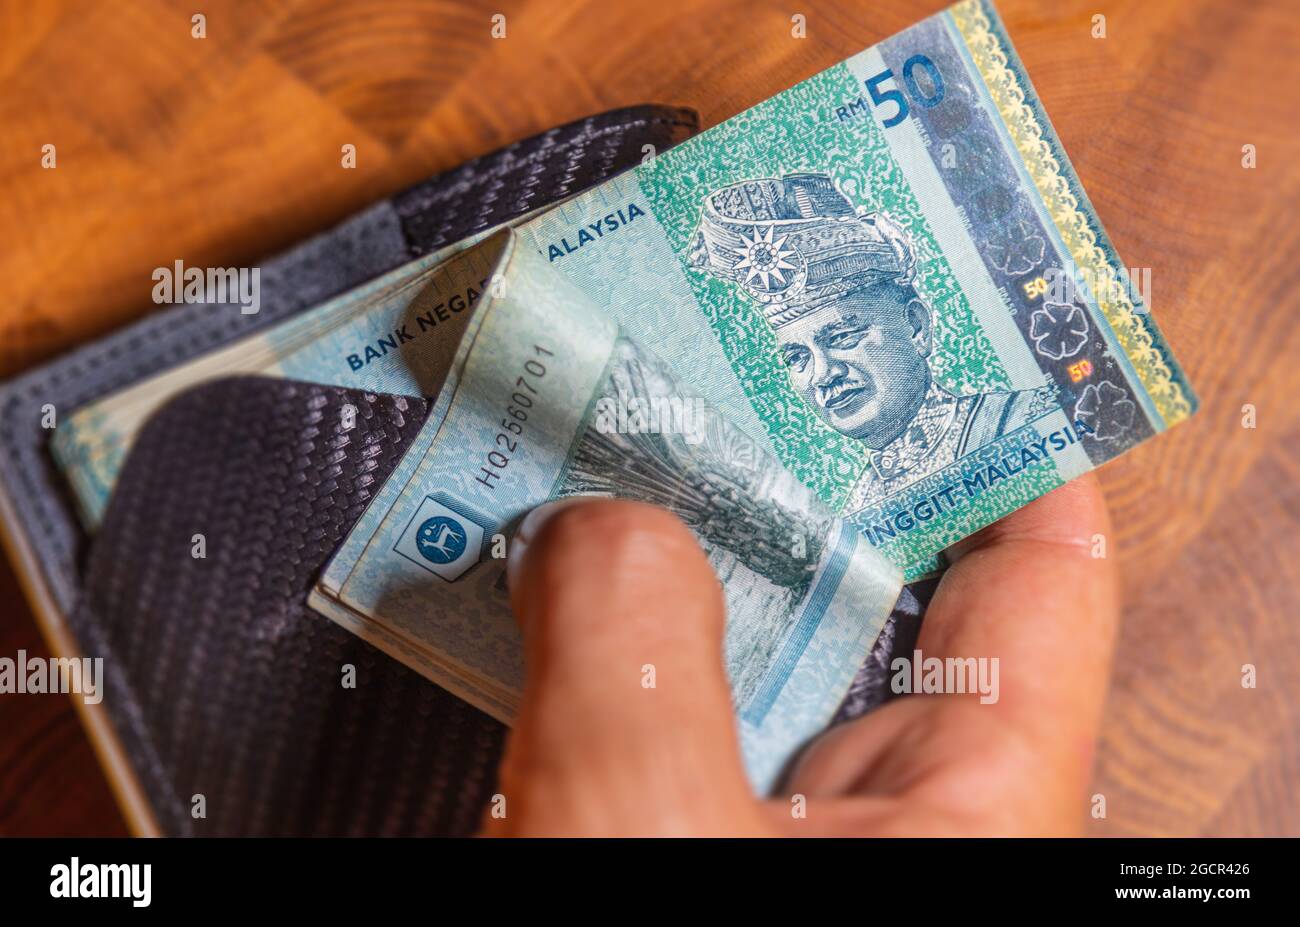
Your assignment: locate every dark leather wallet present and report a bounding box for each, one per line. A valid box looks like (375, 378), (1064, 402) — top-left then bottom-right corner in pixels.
(1, 104), (927, 834)
(73, 376), (498, 835)
(73, 375), (933, 835)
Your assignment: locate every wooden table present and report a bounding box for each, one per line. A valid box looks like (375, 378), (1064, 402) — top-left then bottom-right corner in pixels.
(1, 0), (1296, 836)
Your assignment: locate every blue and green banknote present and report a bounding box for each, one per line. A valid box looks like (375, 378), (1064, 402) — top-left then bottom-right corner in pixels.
(54, 0), (1195, 788)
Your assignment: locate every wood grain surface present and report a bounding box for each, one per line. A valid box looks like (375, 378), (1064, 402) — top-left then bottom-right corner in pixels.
(1, 0), (1297, 836)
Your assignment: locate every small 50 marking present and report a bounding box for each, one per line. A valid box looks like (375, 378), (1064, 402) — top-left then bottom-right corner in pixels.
(837, 54), (946, 126)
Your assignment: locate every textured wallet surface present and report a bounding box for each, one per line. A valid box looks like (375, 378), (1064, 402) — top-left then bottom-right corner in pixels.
(73, 377), (506, 835)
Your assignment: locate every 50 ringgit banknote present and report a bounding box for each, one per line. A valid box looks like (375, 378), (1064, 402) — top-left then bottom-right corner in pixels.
(54, 0), (1195, 789)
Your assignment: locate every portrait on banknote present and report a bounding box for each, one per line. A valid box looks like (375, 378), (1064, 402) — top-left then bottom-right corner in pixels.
(690, 171), (1054, 511)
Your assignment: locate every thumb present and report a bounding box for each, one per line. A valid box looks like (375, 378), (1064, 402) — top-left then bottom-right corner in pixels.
(486, 497), (766, 836)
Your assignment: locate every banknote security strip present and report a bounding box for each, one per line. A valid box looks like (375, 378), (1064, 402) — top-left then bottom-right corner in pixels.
(54, 0), (1195, 790)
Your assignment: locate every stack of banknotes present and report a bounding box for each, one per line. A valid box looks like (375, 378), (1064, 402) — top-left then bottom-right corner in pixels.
(51, 0), (1195, 791)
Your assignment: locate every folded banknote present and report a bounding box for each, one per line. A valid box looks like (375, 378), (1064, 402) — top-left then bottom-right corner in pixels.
(57, 0), (1196, 788)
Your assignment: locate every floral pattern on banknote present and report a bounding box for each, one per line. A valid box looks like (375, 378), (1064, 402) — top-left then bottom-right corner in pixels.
(951, 0), (1196, 427)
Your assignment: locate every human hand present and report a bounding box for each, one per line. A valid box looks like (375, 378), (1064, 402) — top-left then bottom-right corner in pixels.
(483, 473), (1119, 836)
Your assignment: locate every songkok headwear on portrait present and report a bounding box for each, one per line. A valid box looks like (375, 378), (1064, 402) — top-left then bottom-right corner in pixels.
(688, 172), (917, 329)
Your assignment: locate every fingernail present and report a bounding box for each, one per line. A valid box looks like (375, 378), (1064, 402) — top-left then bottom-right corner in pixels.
(506, 497), (590, 594)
